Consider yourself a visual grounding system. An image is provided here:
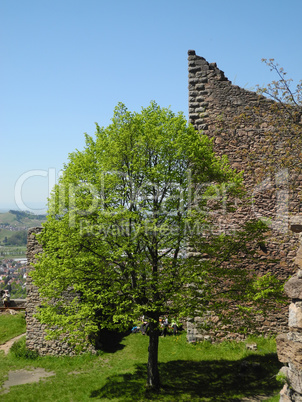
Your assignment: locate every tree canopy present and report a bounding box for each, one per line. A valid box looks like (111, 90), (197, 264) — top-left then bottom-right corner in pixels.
(31, 101), (281, 389)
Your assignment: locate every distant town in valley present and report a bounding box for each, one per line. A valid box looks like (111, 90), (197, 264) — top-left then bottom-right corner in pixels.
(0, 210), (46, 298)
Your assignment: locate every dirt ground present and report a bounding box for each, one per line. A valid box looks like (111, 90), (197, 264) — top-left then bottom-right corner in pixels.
(0, 334), (55, 393)
(0, 333), (25, 355)
(2, 368), (55, 392)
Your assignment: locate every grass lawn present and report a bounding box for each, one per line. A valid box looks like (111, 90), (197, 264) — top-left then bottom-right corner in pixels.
(0, 312), (26, 344)
(0, 324), (282, 401)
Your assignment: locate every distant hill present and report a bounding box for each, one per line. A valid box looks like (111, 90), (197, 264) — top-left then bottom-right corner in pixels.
(0, 211), (47, 246)
(0, 210), (46, 227)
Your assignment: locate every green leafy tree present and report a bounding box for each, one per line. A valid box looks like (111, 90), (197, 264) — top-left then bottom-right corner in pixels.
(32, 102), (278, 390)
(10, 282), (26, 298)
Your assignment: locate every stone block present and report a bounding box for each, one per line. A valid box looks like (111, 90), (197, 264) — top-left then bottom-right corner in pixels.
(246, 342), (257, 351)
(188, 67), (200, 74)
(284, 275), (302, 299)
(196, 84), (207, 90)
(280, 384), (292, 402)
(279, 365), (289, 379)
(295, 246), (302, 268)
(289, 303), (302, 329)
(291, 225), (302, 233)
(286, 363), (302, 394)
(276, 333), (302, 369)
(288, 331), (302, 343)
(280, 381), (302, 401)
(290, 215), (302, 232)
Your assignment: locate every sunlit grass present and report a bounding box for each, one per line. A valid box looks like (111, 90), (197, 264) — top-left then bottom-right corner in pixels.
(0, 329), (282, 401)
(0, 312), (26, 344)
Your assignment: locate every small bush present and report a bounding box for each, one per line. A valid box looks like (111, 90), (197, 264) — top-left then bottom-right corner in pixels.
(276, 371), (288, 385)
(10, 337), (39, 359)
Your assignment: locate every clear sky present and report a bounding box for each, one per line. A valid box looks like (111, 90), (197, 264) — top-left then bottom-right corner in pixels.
(1, 0), (301, 213)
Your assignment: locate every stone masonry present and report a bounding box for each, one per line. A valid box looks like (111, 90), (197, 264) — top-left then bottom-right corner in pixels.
(26, 227), (82, 355)
(187, 50), (302, 340)
(277, 216), (302, 401)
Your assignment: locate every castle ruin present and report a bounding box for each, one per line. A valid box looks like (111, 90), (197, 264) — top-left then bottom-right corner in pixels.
(26, 52), (302, 390)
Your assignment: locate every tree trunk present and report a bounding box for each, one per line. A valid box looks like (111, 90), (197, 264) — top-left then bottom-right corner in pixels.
(146, 322), (160, 389)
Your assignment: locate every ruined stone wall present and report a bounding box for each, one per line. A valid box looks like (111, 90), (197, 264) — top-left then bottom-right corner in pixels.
(26, 227), (83, 355)
(188, 50), (302, 339)
(277, 217), (302, 401)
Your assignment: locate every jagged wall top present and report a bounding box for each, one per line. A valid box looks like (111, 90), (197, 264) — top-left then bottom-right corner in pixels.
(188, 49), (271, 136)
(188, 49), (228, 83)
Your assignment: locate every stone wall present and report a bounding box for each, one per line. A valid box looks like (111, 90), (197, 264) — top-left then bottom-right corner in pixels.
(277, 217), (302, 401)
(5, 299), (26, 308)
(26, 227), (85, 355)
(187, 50), (302, 339)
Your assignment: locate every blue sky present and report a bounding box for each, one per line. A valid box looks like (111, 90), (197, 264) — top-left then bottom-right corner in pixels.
(1, 0), (301, 213)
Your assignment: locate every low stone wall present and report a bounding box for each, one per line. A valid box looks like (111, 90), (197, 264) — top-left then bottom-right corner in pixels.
(277, 217), (302, 401)
(0, 299), (26, 308)
(7, 299), (26, 308)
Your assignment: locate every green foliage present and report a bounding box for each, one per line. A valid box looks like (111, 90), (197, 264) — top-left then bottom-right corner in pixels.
(276, 371), (288, 385)
(10, 336), (39, 359)
(9, 282), (26, 298)
(32, 102), (242, 344)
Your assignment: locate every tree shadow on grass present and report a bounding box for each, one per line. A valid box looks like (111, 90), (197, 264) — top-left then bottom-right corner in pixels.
(93, 329), (131, 353)
(90, 353), (282, 401)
